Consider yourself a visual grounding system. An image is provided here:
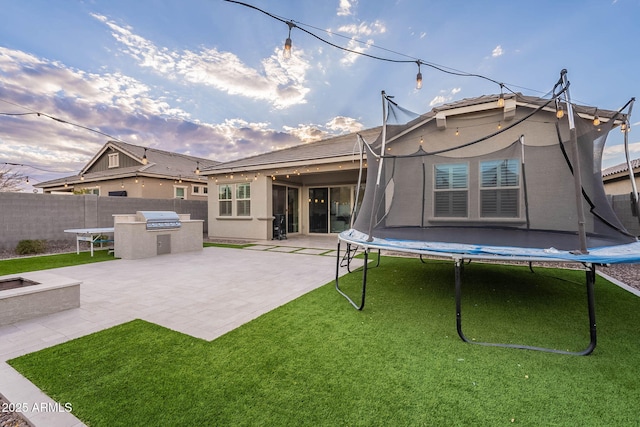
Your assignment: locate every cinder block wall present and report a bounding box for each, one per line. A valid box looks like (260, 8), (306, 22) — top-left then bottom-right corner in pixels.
(0, 193), (208, 251)
(608, 193), (640, 237)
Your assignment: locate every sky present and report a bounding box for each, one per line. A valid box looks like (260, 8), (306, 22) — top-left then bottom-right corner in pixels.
(1, 0), (640, 192)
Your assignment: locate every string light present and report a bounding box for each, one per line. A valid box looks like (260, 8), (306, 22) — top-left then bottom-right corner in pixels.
(497, 84), (505, 107)
(223, 1), (507, 94)
(592, 109), (600, 126)
(195, 161), (201, 175)
(283, 22), (295, 60)
(142, 148), (148, 165)
(455, 128), (459, 136)
(415, 62), (423, 90)
(555, 99), (565, 119)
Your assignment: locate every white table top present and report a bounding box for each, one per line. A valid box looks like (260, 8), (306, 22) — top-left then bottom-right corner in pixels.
(64, 227), (115, 234)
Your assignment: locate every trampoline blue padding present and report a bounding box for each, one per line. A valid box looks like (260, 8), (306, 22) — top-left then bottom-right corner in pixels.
(340, 229), (640, 265)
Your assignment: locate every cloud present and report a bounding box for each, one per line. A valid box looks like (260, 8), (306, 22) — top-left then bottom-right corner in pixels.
(325, 116), (364, 133)
(91, 13), (311, 109)
(492, 45), (504, 57)
(0, 46), (312, 187)
(337, 0), (357, 16)
(603, 141), (640, 162)
(429, 88), (462, 107)
(333, 20), (387, 66)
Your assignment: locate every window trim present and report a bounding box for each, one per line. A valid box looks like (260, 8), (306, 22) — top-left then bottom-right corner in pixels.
(217, 183), (252, 217)
(107, 153), (119, 168)
(174, 185), (188, 200)
(479, 159), (521, 218)
(191, 184), (208, 195)
(218, 184), (233, 217)
(236, 182), (251, 217)
(433, 162), (469, 218)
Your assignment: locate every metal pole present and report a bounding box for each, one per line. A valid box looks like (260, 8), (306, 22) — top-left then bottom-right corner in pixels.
(367, 91), (388, 240)
(561, 69), (588, 254)
(622, 99), (639, 223)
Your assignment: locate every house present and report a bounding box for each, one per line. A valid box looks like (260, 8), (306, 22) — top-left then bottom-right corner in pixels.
(203, 93), (628, 241)
(36, 141), (219, 199)
(202, 127), (381, 240)
(602, 158), (640, 195)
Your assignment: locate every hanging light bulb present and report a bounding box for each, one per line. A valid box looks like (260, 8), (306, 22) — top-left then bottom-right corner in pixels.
(555, 99), (565, 119)
(415, 62), (423, 90)
(283, 22), (295, 60)
(26, 176), (29, 183)
(497, 84), (505, 107)
(142, 148), (148, 165)
(592, 109), (600, 126)
(455, 128), (459, 136)
(80, 174), (84, 181)
(195, 161), (201, 175)
(497, 122), (502, 130)
(621, 122), (629, 133)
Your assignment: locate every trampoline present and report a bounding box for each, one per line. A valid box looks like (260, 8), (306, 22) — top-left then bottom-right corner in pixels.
(335, 70), (638, 355)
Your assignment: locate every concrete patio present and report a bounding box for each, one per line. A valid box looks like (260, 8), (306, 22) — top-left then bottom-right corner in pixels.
(0, 235), (351, 427)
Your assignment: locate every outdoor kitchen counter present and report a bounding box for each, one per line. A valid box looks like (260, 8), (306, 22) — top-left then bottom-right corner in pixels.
(113, 213), (203, 260)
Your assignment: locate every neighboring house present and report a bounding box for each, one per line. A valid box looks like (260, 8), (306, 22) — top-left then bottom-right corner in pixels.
(37, 141), (219, 200)
(602, 158), (640, 195)
(203, 93), (625, 241)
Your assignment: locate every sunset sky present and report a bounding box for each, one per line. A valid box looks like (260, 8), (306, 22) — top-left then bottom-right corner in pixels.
(1, 0), (639, 190)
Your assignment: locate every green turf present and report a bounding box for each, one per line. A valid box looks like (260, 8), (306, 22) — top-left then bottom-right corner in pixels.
(0, 250), (114, 276)
(8, 257), (640, 426)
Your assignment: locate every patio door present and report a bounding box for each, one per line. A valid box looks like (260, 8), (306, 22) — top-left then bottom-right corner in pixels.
(273, 185), (299, 234)
(309, 186), (355, 234)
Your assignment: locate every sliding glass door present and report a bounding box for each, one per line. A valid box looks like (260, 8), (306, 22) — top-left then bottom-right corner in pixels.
(273, 185), (299, 234)
(309, 186), (356, 234)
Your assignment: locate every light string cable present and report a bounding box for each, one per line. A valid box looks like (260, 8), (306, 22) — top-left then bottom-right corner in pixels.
(224, 0), (533, 95)
(0, 97), (128, 144)
(0, 98), (134, 174)
(0, 98), (133, 177)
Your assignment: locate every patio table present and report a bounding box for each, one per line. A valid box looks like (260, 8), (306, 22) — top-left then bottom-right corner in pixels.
(63, 227), (115, 257)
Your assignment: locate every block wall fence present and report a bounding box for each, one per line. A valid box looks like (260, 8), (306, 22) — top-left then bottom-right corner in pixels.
(0, 193), (208, 251)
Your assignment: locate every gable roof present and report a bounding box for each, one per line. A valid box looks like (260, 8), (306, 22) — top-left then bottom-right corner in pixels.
(36, 141), (219, 188)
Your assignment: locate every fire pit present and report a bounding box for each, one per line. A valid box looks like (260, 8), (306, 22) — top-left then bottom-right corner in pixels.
(0, 273), (81, 326)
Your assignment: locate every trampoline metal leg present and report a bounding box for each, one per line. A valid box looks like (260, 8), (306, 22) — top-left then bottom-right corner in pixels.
(335, 242), (368, 310)
(455, 260), (597, 356)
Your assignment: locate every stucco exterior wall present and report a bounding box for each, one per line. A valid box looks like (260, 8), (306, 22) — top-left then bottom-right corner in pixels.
(72, 177), (208, 200)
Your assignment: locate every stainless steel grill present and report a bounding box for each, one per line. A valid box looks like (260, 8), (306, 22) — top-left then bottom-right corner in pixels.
(136, 211), (182, 230)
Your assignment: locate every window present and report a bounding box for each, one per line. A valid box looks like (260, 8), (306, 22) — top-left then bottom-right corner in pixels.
(107, 153), (119, 168)
(480, 159), (520, 218)
(192, 184), (208, 195)
(434, 163), (468, 217)
(218, 184), (232, 216)
(236, 183), (251, 216)
(174, 186), (187, 199)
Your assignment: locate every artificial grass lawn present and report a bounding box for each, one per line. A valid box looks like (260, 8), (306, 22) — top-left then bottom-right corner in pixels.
(9, 257), (640, 426)
(0, 250), (114, 276)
